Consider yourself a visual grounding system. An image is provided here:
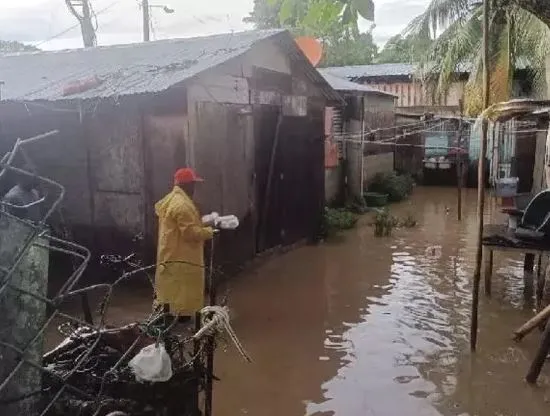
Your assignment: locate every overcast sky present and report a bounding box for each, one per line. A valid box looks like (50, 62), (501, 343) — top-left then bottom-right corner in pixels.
(0, 0), (431, 50)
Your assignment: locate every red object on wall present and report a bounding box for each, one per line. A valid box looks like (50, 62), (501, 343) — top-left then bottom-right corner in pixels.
(325, 137), (338, 168)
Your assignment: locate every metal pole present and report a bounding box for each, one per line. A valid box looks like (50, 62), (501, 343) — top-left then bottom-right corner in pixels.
(360, 97), (366, 195)
(470, 0), (491, 352)
(142, 0), (150, 42)
(456, 106), (464, 221)
(204, 237), (216, 416)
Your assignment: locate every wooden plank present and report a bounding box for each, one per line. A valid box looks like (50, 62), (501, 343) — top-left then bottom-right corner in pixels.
(484, 247), (493, 296)
(526, 318), (550, 384)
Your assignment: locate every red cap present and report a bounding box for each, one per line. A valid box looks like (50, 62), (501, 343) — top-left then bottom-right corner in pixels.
(174, 168), (204, 185)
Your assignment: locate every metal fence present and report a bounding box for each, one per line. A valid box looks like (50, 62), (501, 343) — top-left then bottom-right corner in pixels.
(0, 131), (217, 416)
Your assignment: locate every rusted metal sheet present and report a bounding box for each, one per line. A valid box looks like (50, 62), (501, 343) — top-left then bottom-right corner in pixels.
(93, 192), (144, 232)
(87, 104), (144, 194)
(144, 114), (188, 204)
(282, 96), (307, 117)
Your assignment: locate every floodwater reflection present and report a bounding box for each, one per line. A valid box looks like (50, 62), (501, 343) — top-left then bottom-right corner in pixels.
(215, 187), (550, 416)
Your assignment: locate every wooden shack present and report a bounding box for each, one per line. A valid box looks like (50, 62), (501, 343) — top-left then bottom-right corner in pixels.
(0, 29), (342, 269)
(319, 70), (396, 203)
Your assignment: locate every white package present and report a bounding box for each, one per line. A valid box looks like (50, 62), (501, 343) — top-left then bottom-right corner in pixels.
(218, 215), (239, 230)
(202, 212), (219, 225)
(128, 343), (173, 383)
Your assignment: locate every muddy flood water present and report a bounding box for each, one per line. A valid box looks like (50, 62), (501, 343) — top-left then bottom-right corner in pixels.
(214, 187), (550, 416)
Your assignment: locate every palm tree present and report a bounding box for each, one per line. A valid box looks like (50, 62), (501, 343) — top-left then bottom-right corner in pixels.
(404, 0), (550, 115)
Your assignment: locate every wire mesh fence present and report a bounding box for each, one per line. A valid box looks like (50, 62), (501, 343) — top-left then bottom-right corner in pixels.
(0, 131), (224, 416)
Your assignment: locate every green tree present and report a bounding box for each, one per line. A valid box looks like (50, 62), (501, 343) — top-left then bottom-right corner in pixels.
(0, 40), (38, 54)
(322, 31), (377, 66)
(404, 0), (550, 115)
(244, 0), (377, 66)
(376, 34), (432, 64)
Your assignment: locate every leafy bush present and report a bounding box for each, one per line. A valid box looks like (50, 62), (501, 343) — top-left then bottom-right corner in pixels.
(400, 213), (418, 228)
(368, 172), (414, 202)
(320, 207), (358, 238)
(373, 209), (399, 237)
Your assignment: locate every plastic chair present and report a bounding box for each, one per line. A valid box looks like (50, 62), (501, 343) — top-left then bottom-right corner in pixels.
(514, 190), (550, 240)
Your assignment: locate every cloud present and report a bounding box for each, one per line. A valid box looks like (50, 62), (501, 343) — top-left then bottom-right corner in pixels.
(0, 0), (430, 50)
(371, 0), (430, 45)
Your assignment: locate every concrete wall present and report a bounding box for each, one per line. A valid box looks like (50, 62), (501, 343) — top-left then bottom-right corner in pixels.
(325, 165), (342, 203)
(364, 152), (394, 185)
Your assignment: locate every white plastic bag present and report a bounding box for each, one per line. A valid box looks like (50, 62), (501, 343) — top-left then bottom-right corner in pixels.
(218, 215), (239, 230)
(202, 212), (219, 226)
(129, 343), (173, 383)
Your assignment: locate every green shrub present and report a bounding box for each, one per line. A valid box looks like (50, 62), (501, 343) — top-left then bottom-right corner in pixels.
(320, 207), (358, 238)
(373, 209), (399, 237)
(368, 172), (414, 202)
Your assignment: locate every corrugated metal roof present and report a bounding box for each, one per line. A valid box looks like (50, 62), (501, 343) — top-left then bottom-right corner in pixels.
(318, 69), (396, 97)
(0, 29), (341, 103)
(322, 62), (471, 79)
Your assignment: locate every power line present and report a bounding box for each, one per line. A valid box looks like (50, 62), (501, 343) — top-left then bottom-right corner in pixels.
(36, 0), (121, 47)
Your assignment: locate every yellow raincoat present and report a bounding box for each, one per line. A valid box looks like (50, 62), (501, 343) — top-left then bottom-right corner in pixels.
(155, 187), (213, 316)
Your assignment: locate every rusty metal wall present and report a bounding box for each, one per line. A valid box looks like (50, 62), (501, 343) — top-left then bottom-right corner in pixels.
(192, 101), (257, 268)
(83, 102), (145, 237)
(143, 113), (188, 240)
(0, 102), (93, 226)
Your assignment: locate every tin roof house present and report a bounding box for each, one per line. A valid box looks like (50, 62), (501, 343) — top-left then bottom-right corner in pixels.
(0, 29), (341, 267)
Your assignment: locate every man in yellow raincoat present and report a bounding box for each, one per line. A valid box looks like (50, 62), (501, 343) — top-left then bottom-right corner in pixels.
(155, 168), (214, 317)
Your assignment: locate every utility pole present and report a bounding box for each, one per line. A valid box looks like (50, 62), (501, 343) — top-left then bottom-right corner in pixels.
(143, 0), (150, 42)
(65, 0), (97, 47)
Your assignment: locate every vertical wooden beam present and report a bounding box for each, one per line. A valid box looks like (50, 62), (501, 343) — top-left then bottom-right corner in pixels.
(536, 255), (546, 311)
(484, 248), (493, 296)
(470, 0), (491, 352)
(456, 102), (464, 221)
(360, 97), (366, 195)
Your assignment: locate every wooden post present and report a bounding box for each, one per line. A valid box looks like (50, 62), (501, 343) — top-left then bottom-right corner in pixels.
(536, 255), (546, 311)
(359, 97), (366, 196)
(513, 302), (550, 341)
(204, 237), (216, 416)
(470, 0), (490, 352)
(524, 253), (535, 272)
(192, 311), (201, 415)
(484, 247), (493, 296)
(456, 107), (464, 221)
(526, 317), (550, 384)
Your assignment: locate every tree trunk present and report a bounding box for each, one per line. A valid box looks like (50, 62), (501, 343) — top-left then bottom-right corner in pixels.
(509, 0), (550, 27)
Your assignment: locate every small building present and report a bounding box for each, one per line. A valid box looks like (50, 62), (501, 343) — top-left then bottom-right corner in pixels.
(319, 70), (397, 202)
(0, 29), (342, 269)
(323, 63), (536, 119)
(322, 63), (469, 116)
